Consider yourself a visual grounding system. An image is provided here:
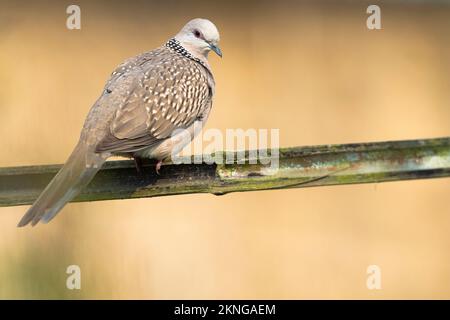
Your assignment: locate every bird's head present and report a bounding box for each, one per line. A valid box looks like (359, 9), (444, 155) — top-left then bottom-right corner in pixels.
(175, 18), (222, 60)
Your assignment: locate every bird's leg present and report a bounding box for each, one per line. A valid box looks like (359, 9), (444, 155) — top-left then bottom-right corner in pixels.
(155, 160), (163, 175)
(133, 156), (143, 175)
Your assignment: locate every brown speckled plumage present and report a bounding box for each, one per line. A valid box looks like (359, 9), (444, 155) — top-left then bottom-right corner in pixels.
(92, 39), (214, 155)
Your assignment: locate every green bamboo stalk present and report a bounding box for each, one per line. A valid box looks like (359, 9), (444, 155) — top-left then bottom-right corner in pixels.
(1, 137), (450, 207)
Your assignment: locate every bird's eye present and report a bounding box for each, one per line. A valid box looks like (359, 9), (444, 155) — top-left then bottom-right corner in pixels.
(193, 29), (201, 38)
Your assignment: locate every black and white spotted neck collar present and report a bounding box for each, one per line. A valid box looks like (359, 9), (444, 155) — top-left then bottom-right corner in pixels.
(165, 38), (207, 68)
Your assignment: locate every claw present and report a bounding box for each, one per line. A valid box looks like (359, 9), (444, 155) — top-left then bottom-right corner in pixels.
(155, 160), (163, 175)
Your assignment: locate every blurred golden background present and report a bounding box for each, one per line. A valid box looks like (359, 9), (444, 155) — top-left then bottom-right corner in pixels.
(1, 0), (450, 299)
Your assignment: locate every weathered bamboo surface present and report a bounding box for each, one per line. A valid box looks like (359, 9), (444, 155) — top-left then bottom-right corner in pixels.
(1, 137), (450, 207)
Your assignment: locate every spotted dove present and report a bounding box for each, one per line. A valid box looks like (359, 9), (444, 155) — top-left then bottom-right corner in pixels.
(18, 18), (222, 227)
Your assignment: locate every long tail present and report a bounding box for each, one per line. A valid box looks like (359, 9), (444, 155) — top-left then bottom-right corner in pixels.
(17, 142), (106, 227)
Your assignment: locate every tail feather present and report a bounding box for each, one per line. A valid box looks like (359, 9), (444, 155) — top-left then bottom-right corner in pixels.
(18, 143), (106, 227)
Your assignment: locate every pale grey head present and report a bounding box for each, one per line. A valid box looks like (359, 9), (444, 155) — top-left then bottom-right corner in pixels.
(174, 18), (222, 60)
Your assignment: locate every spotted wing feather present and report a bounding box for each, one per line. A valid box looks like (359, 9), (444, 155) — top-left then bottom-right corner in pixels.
(96, 47), (212, 154)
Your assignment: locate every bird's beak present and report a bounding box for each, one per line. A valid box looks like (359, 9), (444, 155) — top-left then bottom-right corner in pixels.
(210, 44), (222, 58)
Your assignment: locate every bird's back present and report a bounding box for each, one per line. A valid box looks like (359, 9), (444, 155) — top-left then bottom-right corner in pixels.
(81, 43), (215, 156)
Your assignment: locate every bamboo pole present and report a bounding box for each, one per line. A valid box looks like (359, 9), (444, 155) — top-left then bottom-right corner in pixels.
(1, 137), (450, 207)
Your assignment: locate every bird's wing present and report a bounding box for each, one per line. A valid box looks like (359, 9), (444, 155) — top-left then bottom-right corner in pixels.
(96, 50), (213, 154)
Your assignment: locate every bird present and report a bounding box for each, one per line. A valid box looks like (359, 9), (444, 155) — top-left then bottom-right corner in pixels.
(17, 18), (222, 227)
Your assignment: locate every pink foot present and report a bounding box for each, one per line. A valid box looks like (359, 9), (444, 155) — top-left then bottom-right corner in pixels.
(155, 160), (163, 175)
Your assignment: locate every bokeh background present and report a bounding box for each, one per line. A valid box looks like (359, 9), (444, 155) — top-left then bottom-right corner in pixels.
(1, 0), (450, 299)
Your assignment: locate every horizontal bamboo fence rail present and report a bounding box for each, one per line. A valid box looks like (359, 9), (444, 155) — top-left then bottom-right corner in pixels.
(1, 137), (450, 207)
